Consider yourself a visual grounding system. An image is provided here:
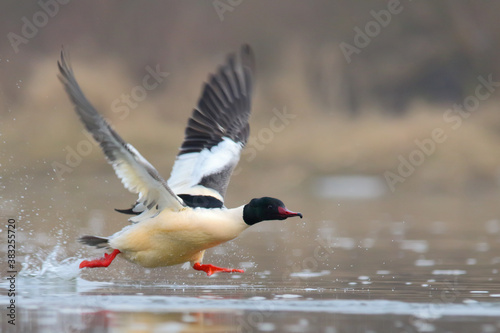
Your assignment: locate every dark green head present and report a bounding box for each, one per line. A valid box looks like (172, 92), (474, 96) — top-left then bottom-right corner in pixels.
(243, 197), (303, 226)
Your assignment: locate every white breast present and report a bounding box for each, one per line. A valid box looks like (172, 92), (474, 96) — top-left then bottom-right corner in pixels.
(108, 206), (247, 267)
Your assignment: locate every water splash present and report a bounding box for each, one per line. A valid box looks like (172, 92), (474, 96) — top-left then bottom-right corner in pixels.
(20, 244), (81, 280)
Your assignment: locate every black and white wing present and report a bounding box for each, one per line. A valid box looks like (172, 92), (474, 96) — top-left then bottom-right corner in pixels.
(58, 50), (185, 222)
(168, 44), (255, 201)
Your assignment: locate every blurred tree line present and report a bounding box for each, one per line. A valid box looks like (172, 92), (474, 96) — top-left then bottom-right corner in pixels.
(1, 1), (499, 116)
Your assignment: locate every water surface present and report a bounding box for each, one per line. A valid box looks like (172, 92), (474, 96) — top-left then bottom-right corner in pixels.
(1, 175), (500, 332)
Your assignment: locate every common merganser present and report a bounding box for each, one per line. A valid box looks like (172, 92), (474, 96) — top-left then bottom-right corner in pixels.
(58, 45), (302, 276)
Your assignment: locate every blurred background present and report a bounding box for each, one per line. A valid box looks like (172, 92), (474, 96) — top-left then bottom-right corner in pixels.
(1, 1), (500, 262)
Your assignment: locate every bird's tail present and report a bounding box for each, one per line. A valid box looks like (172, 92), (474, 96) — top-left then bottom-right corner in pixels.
(79, 235), (109, 248)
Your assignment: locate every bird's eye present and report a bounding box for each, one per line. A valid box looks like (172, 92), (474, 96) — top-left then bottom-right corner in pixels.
(267, 205), (273, 210)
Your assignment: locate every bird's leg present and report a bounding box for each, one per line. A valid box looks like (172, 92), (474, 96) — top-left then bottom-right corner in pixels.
(192, 262), (244, 276)
(79, 249), (121, 269)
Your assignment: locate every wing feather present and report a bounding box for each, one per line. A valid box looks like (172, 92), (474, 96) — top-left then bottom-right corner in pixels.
(168, 45), (255, 199)
(58, 49), (185, 222)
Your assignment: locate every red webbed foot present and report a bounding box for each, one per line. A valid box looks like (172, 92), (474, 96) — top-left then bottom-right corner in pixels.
(79, 249), (121, 269)
(193, 263), (244, 276)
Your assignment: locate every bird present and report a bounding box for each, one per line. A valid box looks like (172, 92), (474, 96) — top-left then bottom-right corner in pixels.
(57, 45), (302, 276)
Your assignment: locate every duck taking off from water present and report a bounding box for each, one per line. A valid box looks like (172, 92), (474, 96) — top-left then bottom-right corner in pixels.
(58, 45), (302, 276)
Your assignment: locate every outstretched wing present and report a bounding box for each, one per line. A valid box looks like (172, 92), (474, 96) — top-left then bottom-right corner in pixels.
(58, 50), (185, 222)
(168, 44), (255, 200)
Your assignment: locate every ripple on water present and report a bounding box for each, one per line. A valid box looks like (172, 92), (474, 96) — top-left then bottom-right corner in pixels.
(399, 240), (428, 253)
(289, 270), (330, 278)
(432, 270), (467, 275)
(5, 295), (500, 319)
(414, 259), (435, 267)
(376, 270), (391, 275)
(466, 258), (477, 265)
(274, 294), (303, 299)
